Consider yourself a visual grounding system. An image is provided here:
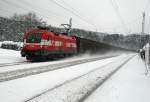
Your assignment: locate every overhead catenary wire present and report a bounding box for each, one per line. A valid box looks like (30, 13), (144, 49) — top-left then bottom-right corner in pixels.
(61, 0), (98, 26)
(60, 0), (101, 31)
(108, 0), (128, 32)
(60, 0), (146, 34)
(1, 0), (63, 25)
(17, 0), (67, 21)
(0, 0), (133, 33)
(18, 0), (92, 30)
(107, 16), (142, 31)
(0, 0), (93, 30)
(48, 0), (98, 30)
(0, 0), (147, 33)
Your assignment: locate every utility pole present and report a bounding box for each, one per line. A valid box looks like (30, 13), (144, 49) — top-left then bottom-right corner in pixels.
(141, 12), (145, 48)
(142, 12), (145, 35)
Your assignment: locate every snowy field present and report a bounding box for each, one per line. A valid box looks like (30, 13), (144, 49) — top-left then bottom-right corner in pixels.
(0, 48), (149, 102)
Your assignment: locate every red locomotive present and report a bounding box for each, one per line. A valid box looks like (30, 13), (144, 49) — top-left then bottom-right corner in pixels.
(21, 27), (77, 60)
(21, 25), (116, 61)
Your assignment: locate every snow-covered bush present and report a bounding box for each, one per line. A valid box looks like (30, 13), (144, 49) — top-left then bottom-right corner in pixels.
(1, 41), (23, 50)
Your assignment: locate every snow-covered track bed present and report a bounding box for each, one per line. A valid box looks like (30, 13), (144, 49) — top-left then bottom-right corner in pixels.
(0, 61), (28, 67)
(0, 55), (117, 82)
(26, 54), (134, 102)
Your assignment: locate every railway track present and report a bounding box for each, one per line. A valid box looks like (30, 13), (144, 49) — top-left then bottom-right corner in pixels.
(25, 54), (135, 102)
(0, 55), (118, 82)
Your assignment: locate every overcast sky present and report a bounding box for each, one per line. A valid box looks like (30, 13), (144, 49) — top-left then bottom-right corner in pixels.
(0, 0), (150, 34)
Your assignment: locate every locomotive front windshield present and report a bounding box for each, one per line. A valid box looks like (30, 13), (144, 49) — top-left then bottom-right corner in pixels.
(26, 33), (41, 43)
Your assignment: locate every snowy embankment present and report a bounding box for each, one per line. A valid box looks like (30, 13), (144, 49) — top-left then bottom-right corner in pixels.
(26, 54), (134, 102)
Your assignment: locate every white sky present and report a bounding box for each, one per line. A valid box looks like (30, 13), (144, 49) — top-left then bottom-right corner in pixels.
(0, 0), (150, 34)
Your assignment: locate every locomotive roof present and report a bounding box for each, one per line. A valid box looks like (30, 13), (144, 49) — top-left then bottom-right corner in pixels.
(25, 28), (76, 40)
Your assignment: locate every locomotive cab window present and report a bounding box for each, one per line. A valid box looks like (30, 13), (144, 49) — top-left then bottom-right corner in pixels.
(26, 33), (41, 43)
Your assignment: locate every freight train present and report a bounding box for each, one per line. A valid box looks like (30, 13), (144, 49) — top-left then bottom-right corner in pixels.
(21, 26), (115, 61)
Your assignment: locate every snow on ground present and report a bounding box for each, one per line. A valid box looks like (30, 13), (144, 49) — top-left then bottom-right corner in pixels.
(27, 54), (133, 102)
(0, 47), (135, 102)
(0, 48), (26, 63)
(0, 54), (129, 102)
(84, 55), (150, 102)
